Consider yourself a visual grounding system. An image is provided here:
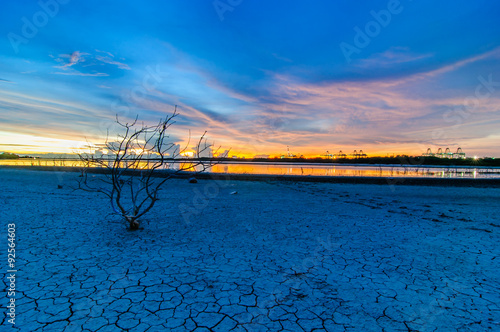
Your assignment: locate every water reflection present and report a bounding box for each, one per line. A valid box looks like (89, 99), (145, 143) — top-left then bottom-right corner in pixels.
(1, 159), (499, 179)
(208, 163), (500, 178)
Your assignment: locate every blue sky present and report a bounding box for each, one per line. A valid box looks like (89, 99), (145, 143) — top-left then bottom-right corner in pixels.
(1, 0), (500, 157)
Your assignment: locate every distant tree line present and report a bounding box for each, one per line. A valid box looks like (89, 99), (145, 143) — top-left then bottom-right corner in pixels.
(0, 153), (19, 159)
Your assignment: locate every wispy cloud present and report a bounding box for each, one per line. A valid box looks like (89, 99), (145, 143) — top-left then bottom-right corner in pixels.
(0, 90), (113, 142)
(414, 46), (500, 79)
(272, 53), (293, 63)
(0, 143), (40, 147)
(51, 50), (130, 76)
(355, 47), (433, 69)
(95, 49), (114, 57)
(54, 51), (89, 69)
(54, 71), (109, 77)
(199, 47), (500, 155)
(95, 55), (130, 70)
(98, 44), (500, 156)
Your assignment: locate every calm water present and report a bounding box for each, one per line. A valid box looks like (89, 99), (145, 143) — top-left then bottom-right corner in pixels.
(1, 159), (500, 178)
(209, 163), (500, 178)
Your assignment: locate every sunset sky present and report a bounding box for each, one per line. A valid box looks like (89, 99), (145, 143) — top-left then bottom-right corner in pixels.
(1, 0), (500, 157)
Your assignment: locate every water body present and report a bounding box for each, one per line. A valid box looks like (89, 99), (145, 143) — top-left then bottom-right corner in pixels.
(2, 159), (500, 179)
(209, 162), (500, 179)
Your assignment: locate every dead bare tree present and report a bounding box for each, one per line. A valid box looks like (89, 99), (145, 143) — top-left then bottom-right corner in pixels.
(77, 107), (219, 230)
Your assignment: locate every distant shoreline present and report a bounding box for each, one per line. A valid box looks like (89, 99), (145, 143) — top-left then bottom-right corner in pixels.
(2, 165), (500, 188)
(2, 154), (500, 167)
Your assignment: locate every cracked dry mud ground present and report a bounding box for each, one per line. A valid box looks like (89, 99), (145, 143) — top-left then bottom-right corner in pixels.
(1, 168), (499, 331)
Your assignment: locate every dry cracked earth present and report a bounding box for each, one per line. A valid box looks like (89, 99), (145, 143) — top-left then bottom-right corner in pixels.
(1, 168), (499, 331)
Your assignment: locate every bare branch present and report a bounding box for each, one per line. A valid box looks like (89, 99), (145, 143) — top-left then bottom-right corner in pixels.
(76, 107), (218, 230)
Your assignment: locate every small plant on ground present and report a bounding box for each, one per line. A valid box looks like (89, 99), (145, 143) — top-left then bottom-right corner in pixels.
(77, 107), (218, 230)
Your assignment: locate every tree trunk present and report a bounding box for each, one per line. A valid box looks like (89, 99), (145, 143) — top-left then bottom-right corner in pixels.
(129, 221), (140, 230)
(126, 216), (140, 230)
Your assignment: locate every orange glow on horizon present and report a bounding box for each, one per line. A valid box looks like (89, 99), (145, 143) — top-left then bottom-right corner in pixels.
(0, 131), (90, 155)
(0, 130), (483, 159)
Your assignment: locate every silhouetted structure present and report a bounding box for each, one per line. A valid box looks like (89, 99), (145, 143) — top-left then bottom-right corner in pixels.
(423, 147), (466, 159)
